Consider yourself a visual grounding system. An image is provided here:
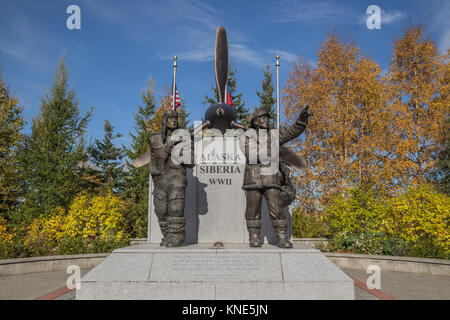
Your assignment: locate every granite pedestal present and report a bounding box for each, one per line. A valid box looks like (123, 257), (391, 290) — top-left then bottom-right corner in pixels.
(76, 244), (354, 300)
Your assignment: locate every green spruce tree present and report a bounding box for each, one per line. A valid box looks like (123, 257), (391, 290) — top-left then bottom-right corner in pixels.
(203, 66), (249, 124)
(19, 58), (91, 222)
(88, 119), (124, 193)
(256, 65), (276, 126)
(0, 73), (25, 220)
(177, 98), (191, 130)
(123, 77), (157, 237)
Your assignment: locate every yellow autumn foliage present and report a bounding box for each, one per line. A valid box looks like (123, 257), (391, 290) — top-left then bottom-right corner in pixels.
(23, 209), (65, 255)
(283, 25), (448, 213)
(63, 192), (127, 242)
(323, 184), (449, 258)
(23, 192), (129, 255)
(386, 184), (449, 253)
(0, 217), (15, 259)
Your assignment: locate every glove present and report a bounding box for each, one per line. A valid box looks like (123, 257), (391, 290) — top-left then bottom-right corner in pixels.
(299, 105), (313, 124)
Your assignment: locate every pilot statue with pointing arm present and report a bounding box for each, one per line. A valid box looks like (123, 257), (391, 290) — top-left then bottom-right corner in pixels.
(241, 105), (312, 248)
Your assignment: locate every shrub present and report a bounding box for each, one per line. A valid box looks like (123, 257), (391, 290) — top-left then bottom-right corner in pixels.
(55, 235), (129, 255)
(325, 231), (408, 256)
(22, 192), (129, 256)
(327, 231), (380, 254)
(380, 235), (407, 256)
(292, 208), (329, 238)
(0, 217), (15, 259)
(22, 209), (65, 256)
(385, 184), (449, 257)
(323, 186), (389, 235)
(55, 236), (90, 255)
(123, 198), (148, 238)
(398, 237), (449, 260)
(323, 184), (449, 259)
(62, 192), (128, 244)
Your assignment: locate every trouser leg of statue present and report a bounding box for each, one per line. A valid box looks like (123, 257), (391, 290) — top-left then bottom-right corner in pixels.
(245, 190), (263, 247)
(246, 219), (263, 247)
(166, 197), (186, 247)
(245, 190), (262, 247)
(245, 188), (292, 248)
(153, 180), (168, 246)
(158, 218), (169, 246)
(166, 216), (185, 247)
(152, 169), (187, 247)
(153, 193), (186, 247)
(271, 219), (292, 248)
(265, 188), (293, 248)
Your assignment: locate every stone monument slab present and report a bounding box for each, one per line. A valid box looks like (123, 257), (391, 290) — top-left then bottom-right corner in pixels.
(77, 244), (354, 300)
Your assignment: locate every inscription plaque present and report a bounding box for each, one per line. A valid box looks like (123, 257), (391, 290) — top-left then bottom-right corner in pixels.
(149, 253), (282, 282)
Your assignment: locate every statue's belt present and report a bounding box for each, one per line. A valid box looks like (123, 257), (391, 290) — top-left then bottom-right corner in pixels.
(242, 183), (284, 191)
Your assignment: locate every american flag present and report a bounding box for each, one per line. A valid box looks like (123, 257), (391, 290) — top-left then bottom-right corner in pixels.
(172, 85), (181, 111)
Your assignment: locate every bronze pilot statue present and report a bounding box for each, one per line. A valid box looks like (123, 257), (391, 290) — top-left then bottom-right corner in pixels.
(241, 106), (312, 248)
(147, 109), (193, 247)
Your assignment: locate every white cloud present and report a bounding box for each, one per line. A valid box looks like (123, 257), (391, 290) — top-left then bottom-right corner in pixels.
(273, 1), (406, 27)
(267, 49), (297, 64)
(271, 0), (357, 24)
(0, 13), (55, 70)
(381, 10), (406, 24)
(429, 0), (450, 53)
(267, 49), (317, 69)
(438, 30), (450, 53)
(86, 0), (267, 67)
(358, 8), (406, 26)
(229, 43), (265, 68)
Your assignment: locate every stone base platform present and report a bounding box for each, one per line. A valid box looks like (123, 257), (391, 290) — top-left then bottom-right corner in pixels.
(76, 244), (354, 300)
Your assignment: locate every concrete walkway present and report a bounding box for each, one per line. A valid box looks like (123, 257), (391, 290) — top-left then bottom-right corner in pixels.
(0, 269), (90, 300)
(343, 268), (450, 300)
(0, 266), (448, 300)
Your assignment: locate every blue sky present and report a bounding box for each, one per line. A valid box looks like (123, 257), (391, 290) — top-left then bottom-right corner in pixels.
(0, 0), (449, 147)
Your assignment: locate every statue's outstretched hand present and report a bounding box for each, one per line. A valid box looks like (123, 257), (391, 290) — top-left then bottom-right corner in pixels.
(299, 105), (313, 124)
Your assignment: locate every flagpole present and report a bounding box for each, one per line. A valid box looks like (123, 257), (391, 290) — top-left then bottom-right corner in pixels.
(276, 55), (280, 129)
(172, 56), (177, 110)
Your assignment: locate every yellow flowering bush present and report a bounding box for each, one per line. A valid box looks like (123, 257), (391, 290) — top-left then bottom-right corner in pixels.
(0, 217), (15, 259)
(323, 187), (389, 235)
(22, 192), (129, 256)
(323, 184), (449, 258)
(63, 192), (128, 243)
(386, 184), (449, 256)
(23, 209), (65, 256)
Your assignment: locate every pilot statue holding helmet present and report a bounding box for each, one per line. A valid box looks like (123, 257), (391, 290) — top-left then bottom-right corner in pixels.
(148, 109), (194, 247)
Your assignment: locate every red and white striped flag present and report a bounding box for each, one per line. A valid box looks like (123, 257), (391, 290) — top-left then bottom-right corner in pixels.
(172, 85), (181, 111)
